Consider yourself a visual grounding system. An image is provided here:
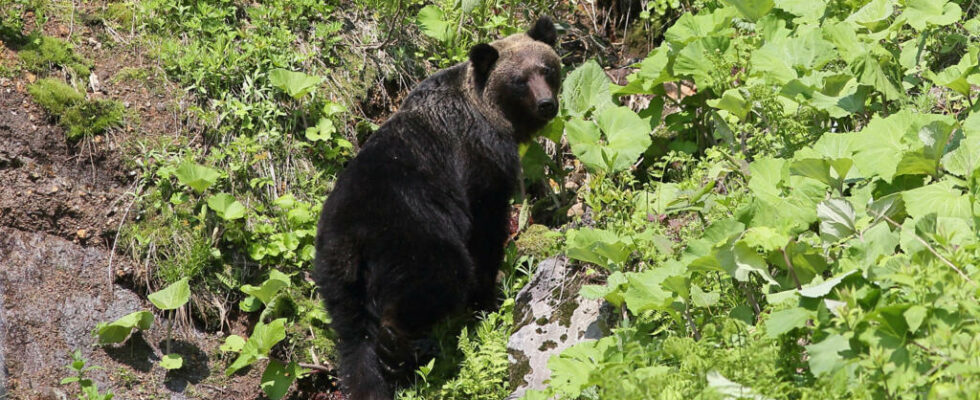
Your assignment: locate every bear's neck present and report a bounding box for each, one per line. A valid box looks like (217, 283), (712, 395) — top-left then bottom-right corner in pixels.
(463, 66), (518, 139)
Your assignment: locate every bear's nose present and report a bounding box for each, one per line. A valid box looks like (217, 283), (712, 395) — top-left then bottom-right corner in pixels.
(537, 99), (557, 118)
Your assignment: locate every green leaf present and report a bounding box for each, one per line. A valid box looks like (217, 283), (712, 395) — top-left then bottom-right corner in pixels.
(706, 371), (772, 400)
(268, 69), (322, 99)
(565, 117), (604, 172)
(902, 180), (972, 220)
(845, 0), (895, 29)
(174, 161), (219, 193)
(765, 307), (812, 338)
(904, 305), (928, 333)
(623, 263), (686, 314)
(674, 36), (733, 90)
(95, 311), (154, 345)
(721, 0), (773, 21)
(226, 318), (288, 376)
(741, 226), (789, 252)
(943, 122), (980, 177)
(719, 240), (779, 285)
(867, 192), (906, 225)
(799, 270), (857, 298)
(565, 228), (632, 270)
(148, 277), (190, 311)
(613, 47), (674, 95)
(240, 270), (292, 306)
(817, 198), (856, 242)
(207, 193), (246, 220)
(160, 354), (183, 370)
(416, 6), (452, 42)
(663, 7), (736, 47)
(220, 335), (246, 353)
(691, 285), (720, 308)
(903, 0), (961, 31)
(561, 60), (614, 118)
(520, 141), (552, 183)
(261, 360), (307, 400)
(240, 295), (262, 312)
(595, 106), (652, 172)
(926, 47), (979, 97)
(851, 53), (903, 101)
(806, 334), (850, 377)
(305, 117), (336, 142)
(706, 89), (750, 120)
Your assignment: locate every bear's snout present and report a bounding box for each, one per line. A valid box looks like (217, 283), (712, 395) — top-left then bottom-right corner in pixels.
(537, 98), (557, 119)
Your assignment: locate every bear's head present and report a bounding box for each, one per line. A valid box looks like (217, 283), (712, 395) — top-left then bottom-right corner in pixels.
(469, 16), (561, 141)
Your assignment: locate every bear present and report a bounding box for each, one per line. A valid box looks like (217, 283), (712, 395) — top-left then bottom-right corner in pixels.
(312, 16), (561, 400)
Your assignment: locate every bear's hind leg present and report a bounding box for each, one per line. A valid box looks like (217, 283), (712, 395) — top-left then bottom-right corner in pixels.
(327, 291), (393, 400)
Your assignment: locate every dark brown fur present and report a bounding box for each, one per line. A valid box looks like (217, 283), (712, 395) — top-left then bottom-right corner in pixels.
(313, 17), (561, 400)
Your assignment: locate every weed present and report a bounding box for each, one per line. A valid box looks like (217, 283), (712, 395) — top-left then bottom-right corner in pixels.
(60, 350), (114, 400)
(61, 99), (125, 139)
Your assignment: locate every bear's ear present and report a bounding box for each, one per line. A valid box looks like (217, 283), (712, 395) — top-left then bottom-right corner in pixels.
(469, 43), (499, 88)
(527, 16), (557, 46)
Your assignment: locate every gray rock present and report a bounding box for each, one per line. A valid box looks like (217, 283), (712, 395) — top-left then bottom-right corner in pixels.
(506, 257), (617, 399)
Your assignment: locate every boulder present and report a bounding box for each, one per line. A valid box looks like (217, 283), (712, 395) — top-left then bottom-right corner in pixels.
(506, 257), (617, 399)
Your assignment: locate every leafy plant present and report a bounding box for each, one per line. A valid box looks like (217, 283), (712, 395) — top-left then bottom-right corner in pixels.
(61, 350), (114, 400)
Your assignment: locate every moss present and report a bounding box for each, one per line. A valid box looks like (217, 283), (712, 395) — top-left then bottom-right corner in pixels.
(27, 77), (84, 114)
(507, 348), (531, 391)
(61, 99), (125, 139)
(17, 33), (91, 76)
(515, 224), (559, 259)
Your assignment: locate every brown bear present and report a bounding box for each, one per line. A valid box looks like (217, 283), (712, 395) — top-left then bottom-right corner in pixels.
(313, 16), (560, 400)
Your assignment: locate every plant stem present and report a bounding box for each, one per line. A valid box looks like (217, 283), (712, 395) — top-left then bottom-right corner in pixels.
(782, 243), (802, 290)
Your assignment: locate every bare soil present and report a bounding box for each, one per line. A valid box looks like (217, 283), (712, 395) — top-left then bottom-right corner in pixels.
(0, 10), (268, 400)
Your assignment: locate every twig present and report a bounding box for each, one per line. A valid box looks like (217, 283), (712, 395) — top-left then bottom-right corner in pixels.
(782, 243), (802, 290)
(270, 356), (334, 374)
(107, 184), (140, 293)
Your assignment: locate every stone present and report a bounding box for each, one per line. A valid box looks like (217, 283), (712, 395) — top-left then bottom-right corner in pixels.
(506, 257), (617, 399)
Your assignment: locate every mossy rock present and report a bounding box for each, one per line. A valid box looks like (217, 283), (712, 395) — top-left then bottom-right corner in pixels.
(27, 78), (84, 115)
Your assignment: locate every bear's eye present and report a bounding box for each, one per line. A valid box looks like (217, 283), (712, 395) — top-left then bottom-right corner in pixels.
(511, 77), (527, 88)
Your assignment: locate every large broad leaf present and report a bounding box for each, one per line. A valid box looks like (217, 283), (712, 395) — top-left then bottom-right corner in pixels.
(174, 161), (219, 193)
(850, 114), (908, 182)
(706, 89), (750, 120)
(565, 228), (632, 270)
(765, 307), (812, 338)
(416, 6), (452, 42)
(902, 180), (972, 220)
(613, 47), (674, 95)
(926, 47), (979, 97)
(664, 7), (736, 47)
(718, 240), (779, 285)
(774, 0), (825, 22)
(721, 0), (773, 21)
(226, 318), (288, 376)
(903, 0), (962, 31)
(799, 270), (857, 298)
(806, 334), (850, 377)
(565, 118), (604, 171)
(95, 311), (154, 345)
(851, 53), (904, 101)
(623, 262), (686, 314)
(148, 277), (190, 311)
(268, 69), (322, 99)
(706, 371), (773, 400)
(943, 116), (980, 177)
(595, 106), (652, 172)
(817, 198), (857, 242)
(160, 354), (183, 370)
(207, 193), (246, 221)
(561, 60), (614, 118)
(240, 270), (292, 306)
(752, 29), (836, 85)
(845, 0), (895, 29)
(261, 360), (308, 400)
(674, 36), (733, 90)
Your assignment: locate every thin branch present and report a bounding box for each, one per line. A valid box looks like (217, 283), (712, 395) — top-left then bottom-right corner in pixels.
(880, 215), (975, 285)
